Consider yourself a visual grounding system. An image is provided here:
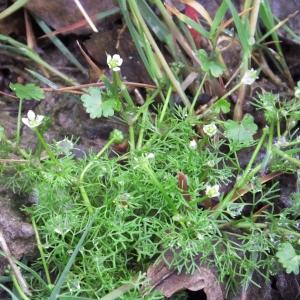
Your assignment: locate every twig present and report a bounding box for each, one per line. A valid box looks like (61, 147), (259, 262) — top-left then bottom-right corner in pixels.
(73, 0), (98, 32)
(43, 81), (156, 92)
(0, 230), (31, 296)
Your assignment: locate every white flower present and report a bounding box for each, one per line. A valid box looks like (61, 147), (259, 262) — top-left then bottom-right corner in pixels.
(241, 68), (258, 85)
(107, 54), (123, 71)
(205, 184), (220, 198)
(203, 123), (217, 137)
(22, 110), (44, 129)
(172, 214), (183, 222)
(206, 160), (215, 168)
(146, 153), (155, 160)
(189, 139), (197, 150)
(197, 233), (204, 240)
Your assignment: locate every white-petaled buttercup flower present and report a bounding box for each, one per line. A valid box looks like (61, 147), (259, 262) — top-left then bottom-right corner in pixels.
(107, 54), (123, 71)
(241, 68), (258, 85)
(172, 214), (183, 222)
(203, 123), (217, 137)
(22, 110), (44, 129)
(205, 184), (220, 198)
(206, 160), (215, 168)
(189, 139), (197, 150)
(146, 153), (155, 160)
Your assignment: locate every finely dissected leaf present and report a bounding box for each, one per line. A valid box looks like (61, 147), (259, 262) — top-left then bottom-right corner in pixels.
(276, 243), (300, 274)
(224, 114), (258, 145)
(81, 87), (103, 119)
(9, 83), (45, 101)
(213, 99), (230, 114)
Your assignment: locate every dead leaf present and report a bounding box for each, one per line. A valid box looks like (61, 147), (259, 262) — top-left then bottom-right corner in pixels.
(146, 250), (224, 299)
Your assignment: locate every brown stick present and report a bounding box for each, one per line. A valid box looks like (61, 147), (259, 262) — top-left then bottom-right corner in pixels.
(0, 230), (31, 296)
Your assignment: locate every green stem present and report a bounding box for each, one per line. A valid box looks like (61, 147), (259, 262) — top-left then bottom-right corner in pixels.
(79, 138), (116, 214)
(32, 218), (52, 286)
(216, 128), (268, 214)
(137, 110), (147, 150)
(189, 72), (208, 114)
(272, 147), (300, 168)
(141, 158), (174, 210)
(113, 71), (135, 108)
(34, 129), (56, 162)
(221, 81), (242, 102)
(159, 86), (173, 124)
(128, 125), (135, 152)
(16, 99), (23, 145)
(11, 275), (31, 300)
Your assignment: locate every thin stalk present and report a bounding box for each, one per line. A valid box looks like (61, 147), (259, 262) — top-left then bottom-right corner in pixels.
(113, 71), (135, 108)
(190, 72), (208, 114)
(128, 125), (135, 152)
(16, 99), (23, 145)
(220, 81), (242, 100)
(137, 110), (147, 150)
(141, 158), (175, 210)
(79, 138), (116, 214)
(11, 275), (31, 300)
(272, 147), (300, 168)
(136, 89), (160, 149)
(261, 123), (274, 172)
(234, 0), (261, 120)
(32, 218), (51, 286)
(159, 86), (173, 124)
(128, 0), (191, 108)
(216, 128), (268, 213)
(34, 129), (56, 162)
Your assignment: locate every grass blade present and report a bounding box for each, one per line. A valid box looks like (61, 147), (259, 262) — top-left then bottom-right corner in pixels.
(26, 68), (59, 89)
(34, 17), (87, 75)
(0, 283), (20, 300)
(99, 283), (134, 300)
(0, 34), (77, 85)
(0, 0), (29, 20)
(49, 216), (94, 300)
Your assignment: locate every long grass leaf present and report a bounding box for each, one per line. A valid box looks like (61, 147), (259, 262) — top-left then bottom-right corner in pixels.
(224, 0), (249, 57)
(0, 0), (28, 20)
(99, 284), (134, 300)
(0, 34), (77, 85)
(209, 1), (228, 41)
(0, 283), (20, 300)
(118, 0), (159, 82)
(34, 17), (87, 75)
(26, 68), (59, 89)
(137, 0), (169, 43)
(49, 216), (94, 300)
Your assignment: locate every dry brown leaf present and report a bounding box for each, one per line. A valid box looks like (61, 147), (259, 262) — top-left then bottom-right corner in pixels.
(146, 251), (224, 299)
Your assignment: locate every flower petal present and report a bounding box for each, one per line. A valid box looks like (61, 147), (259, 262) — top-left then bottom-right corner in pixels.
(27, 110), (35, 121)
(22, 118), (30, 127)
